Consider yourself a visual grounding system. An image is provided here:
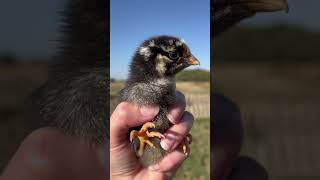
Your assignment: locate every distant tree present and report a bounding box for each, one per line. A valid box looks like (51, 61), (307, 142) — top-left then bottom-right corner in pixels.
(176, 69), (210, 82)
(214, 25), (320, 64)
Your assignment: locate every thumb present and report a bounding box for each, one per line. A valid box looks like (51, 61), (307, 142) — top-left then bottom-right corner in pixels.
(110, 102), (159, 148)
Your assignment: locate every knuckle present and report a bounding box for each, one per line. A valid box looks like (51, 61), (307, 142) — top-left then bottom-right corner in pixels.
(184, 111), (194, 121)
(183, 111), (194, 127)
(114, 102), (131, 119)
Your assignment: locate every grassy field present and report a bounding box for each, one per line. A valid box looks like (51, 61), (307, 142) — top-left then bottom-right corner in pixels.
(176, 118), (210, 180)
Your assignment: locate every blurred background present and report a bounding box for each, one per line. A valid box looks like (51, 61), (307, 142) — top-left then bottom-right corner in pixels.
(0, 0), (62, 172)
(110, 0), (210, 179)
(213, 0), (320, 179)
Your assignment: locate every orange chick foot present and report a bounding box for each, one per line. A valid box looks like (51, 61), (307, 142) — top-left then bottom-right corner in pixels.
(130, 122), (164, 157)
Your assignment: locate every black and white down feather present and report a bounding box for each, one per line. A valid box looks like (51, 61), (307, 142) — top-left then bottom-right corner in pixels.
(119, 35), (199, 166)
(27, 0), (109, 144)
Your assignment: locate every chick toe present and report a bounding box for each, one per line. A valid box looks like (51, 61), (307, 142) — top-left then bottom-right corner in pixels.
(130, 122), (164, 157)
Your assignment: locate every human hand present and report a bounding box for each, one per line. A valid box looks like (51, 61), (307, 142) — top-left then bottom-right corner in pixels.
(110, 91), (193, 180)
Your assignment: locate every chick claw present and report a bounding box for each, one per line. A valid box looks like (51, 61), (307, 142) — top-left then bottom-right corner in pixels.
(130, 122), (164, 157)
(181, 133), (192, 156)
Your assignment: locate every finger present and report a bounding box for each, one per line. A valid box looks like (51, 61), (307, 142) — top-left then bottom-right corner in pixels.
(148, 149), (188, 173)
(167, 91), (186, 124)
(2, 128), (105, 180)
(110, 102), (159, 147)
(1, 128), (67, 180)
(160, 111), (193, 152)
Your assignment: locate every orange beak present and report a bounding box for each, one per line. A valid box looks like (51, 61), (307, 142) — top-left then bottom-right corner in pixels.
(187, 55), (200, 65)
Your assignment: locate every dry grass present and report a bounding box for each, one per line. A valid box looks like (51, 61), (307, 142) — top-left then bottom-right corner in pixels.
(176, 82), (210, 94)
(110, 81), (210, 96)
(110, 81), (124, 97)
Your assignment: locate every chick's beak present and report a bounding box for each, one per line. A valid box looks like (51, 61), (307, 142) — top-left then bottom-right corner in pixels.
(237, 0), (289, 13)
(186, 55), (200, 66)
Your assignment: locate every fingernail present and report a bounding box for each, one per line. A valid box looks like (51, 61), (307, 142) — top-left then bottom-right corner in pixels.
(148, 163), (160, 171)
(140, 105), (159, 118)
(167, 105), (179, 122)
(160, 133), (177, 151)
(168, 102), (185, 124)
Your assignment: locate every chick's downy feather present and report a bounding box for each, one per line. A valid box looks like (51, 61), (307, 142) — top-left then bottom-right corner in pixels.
(27, 0), (109, 144)
(119, 35), (199, 166)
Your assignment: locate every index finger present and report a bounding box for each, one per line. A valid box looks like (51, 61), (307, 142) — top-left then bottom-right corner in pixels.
(167, 91), (186, 124)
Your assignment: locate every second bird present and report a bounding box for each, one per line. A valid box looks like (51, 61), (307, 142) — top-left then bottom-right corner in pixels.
(119, 35), (200, 167)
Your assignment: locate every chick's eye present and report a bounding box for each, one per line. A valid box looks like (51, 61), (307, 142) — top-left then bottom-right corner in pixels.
(168, 51), (179, 60)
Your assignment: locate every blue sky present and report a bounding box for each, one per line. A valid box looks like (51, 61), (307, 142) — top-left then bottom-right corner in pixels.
(110, 0), (210, 79)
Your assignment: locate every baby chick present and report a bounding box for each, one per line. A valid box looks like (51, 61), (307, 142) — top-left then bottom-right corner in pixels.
(27, 0), (108, 144)
(119, 36), (200, 167)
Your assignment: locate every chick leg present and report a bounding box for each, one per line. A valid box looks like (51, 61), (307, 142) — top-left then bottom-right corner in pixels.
(130, 122), (164, 157)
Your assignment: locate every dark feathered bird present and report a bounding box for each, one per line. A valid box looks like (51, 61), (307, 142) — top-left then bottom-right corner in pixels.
(27, 0), (109, 144)
(212, 0), (289, 36)
(119, 35), (200, 167)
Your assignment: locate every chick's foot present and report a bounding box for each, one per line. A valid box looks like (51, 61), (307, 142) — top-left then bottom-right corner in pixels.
(180, 133), (192, 156)
(130, 122), (164, 157)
